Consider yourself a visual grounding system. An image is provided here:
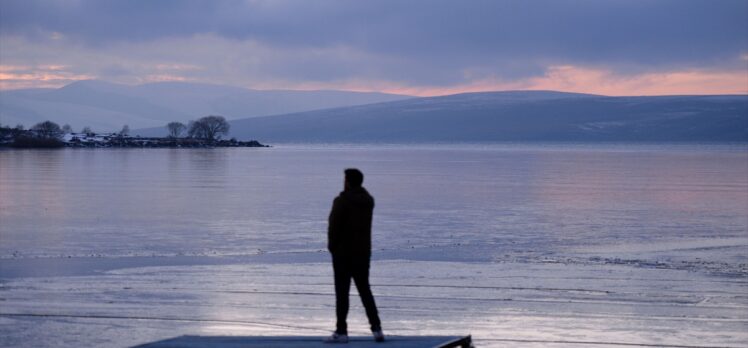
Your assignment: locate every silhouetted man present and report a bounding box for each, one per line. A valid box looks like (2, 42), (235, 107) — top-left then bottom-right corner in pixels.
(324, 168), (384, 344)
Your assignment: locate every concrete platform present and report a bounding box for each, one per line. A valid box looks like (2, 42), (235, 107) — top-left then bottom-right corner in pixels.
(133, 335), (473, 348)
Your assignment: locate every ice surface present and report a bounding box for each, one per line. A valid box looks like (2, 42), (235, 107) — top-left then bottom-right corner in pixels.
(1, 260), (746, 347)
(1, 144), (746, 347)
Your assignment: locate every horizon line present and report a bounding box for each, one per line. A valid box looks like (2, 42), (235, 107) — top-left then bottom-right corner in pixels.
(2, 78), (748, 98)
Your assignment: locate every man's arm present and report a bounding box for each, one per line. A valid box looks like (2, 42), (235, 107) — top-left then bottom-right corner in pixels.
(328, 196), (345, 253)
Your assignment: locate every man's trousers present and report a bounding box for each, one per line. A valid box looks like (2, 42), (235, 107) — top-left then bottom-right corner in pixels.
(332, 253), (381, 334)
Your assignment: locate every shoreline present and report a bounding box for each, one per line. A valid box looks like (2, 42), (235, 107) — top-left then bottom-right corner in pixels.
(1, 137), (270, 149)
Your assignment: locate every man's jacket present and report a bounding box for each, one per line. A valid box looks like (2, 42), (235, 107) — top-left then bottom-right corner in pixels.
(328, 186), (374, 257)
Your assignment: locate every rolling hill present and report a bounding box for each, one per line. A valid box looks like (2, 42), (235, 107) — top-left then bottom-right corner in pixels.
(0, 80), (412, 132)
(224, 91), (748, 142)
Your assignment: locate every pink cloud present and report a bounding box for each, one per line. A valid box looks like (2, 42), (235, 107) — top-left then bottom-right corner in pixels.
(2, 62), (746, 97)
(0, 64), (95, 89)
(524, 66), (748, 96)
(248, 65), (747, 97)
(138, 74), (191, 83)
(376, 66), (748, 97)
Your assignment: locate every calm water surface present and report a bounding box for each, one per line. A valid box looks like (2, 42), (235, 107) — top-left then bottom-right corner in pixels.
(1, 144), (746, 274)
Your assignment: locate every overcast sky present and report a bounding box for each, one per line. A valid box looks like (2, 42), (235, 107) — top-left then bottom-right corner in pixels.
(1, 0), (746, 96)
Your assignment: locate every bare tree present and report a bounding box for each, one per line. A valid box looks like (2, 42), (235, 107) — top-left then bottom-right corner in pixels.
(186, 120), (197, 138)
(82, 126), (93, 135)
(119, 124), (130, 136)
(61, 124), (73, 133)
(188, 115), (230, 142)
(166, 122), (186, 138)
(31, 120), (63, 139)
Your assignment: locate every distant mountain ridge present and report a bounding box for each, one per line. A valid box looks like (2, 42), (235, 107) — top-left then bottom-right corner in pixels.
(221, 91), (748, 142)
(4, 83), (746, 142)
(0, 80), (412, 131)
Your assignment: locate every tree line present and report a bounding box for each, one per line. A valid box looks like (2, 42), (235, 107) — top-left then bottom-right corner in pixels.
(0, 121), (69, 147)
(166, 115), (230, 142)
(1, 115), (232, 148)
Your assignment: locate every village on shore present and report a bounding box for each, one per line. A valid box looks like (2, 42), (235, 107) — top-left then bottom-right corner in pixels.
(0, 116), (268, 149)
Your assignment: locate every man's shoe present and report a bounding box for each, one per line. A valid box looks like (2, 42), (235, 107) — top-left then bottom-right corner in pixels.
(323, 332), (349, 344)
(373, 329), (385, 342)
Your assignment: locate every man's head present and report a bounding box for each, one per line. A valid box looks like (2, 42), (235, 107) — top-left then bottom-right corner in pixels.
(344, 168), (364, 189)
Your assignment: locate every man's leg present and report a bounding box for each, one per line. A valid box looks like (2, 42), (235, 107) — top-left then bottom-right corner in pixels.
(352, 260), (381, 331)
(332, 254), (352, 335)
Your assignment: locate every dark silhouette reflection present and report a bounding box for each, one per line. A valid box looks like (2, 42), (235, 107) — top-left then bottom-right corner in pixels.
(325, 169), (382, 343)
(187, 148), (229, 189)
(188, 148), (229, 172)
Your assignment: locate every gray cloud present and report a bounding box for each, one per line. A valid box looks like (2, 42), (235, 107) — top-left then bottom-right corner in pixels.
(1, 0), (746, 90)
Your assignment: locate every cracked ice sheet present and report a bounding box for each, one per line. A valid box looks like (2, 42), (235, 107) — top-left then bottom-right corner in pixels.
(1, 259), (746, 347)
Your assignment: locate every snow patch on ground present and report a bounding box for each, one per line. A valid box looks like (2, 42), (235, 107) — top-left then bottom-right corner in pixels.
(1, 257), (746, 347)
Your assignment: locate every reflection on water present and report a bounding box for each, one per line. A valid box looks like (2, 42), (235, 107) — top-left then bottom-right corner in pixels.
(0, 144), (746, 269)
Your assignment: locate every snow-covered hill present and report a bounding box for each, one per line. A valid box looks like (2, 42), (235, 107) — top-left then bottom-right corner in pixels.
(222, 91), (748, 142)
(0, 80), (412, 132)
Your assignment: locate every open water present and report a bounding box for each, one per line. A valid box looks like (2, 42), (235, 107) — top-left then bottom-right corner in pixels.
(1, 144), (746, 272)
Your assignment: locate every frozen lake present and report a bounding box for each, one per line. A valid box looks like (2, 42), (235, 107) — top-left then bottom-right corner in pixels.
(1, 144), (747, 347)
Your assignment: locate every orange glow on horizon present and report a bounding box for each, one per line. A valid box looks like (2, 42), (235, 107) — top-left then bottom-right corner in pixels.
(0, 64), (95, 90)
(275, 66), (747, 97)
(1, 64), (746, 97)
(253, 65), (747, 97)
